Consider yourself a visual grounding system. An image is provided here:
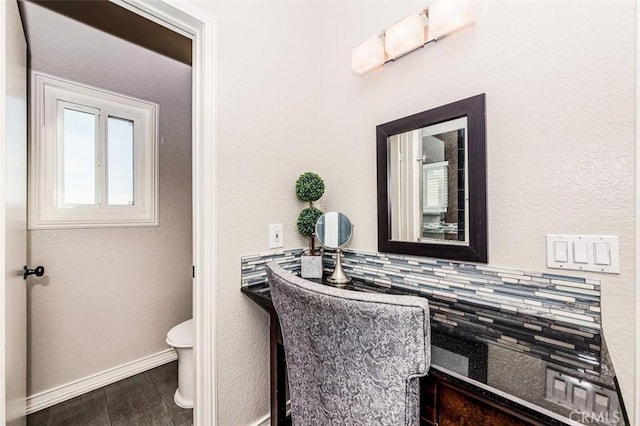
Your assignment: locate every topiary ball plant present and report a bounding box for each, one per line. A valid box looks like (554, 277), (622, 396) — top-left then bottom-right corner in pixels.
(296, 172), (325, 205)
(295, 172), (325, 254)
(297, 207), (323, 238)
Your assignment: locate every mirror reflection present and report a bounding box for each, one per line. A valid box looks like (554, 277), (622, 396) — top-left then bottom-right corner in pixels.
(316, 212), (353, 249)
(316, 212), (353, 286)
(388, 117), (468, 245)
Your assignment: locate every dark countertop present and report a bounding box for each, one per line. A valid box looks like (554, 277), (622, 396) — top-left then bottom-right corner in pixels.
(242, 278), (629, 426)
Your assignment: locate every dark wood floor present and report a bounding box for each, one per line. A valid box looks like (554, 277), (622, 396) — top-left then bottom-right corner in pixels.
(27, 361), (192, 426)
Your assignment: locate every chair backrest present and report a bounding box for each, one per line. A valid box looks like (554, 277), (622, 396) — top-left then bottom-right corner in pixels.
(266, 262), (431, 426)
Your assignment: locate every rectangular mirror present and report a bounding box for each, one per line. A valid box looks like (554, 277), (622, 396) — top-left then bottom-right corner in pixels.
(377, 94), (487, 262)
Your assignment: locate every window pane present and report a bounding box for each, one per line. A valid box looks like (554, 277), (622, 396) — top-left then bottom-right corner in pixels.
(107, 116), (134, 205)
(63, 108), (96, 205)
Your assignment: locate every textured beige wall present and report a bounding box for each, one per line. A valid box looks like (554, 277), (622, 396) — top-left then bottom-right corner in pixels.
(23, 0), (633, 423)
(22, 3), (193, 395)
(179, 1), (635, 424)
(189, 1), (635, 425)
(184, 1), (636, 424)
(315, 0), (636, 420)
(187, 1), (320, 423)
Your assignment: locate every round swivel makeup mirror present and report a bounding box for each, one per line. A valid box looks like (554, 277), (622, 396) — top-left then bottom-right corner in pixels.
(315, 212), (353, 287)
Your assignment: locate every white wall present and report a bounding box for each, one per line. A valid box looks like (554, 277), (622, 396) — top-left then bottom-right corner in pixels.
(187, 1), (636, 424)
(315, 0), (636, 420)
(21, 0), (634, 422)
(187, 1), (320, 423)
(22, 3), (193, 395)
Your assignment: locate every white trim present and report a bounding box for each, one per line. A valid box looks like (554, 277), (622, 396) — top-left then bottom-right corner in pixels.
(26, 349), (177, 415)
(251, 414), (271, 426)
(1, 1), (27, 423)
(113, 2), (218, 425)
(111, 0), (194, 39)
(635, 0), (640, 422)
(251, 399), (291, 426)
(0, 3), (9, 424)
(250, 399), (291, 426)
(29, 71), (159, 229)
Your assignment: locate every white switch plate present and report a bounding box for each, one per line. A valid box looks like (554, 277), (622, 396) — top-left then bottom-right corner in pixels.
(545, 368), (620, 415)
(546, 235), (619, 274)
(269, 223), (283, 249)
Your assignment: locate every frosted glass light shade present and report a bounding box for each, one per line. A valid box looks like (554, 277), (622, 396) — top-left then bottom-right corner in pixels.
(351, 35), (386, 75)
(428, 0), (473, 40)
(384, 12), (428, 59)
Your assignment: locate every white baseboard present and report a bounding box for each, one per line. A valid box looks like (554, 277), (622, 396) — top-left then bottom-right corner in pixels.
(251, 400), (291, 426)
(251, 414), (270, 426)
(26, 348), (177, 414)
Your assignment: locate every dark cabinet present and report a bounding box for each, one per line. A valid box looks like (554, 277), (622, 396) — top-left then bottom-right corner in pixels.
(420, 375), (541, 426)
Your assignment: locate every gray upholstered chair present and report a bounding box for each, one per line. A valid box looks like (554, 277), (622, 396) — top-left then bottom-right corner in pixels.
(266, 262), (431, 426)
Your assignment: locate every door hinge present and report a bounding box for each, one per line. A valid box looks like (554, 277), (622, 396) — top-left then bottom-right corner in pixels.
(192, 265), (195, 278)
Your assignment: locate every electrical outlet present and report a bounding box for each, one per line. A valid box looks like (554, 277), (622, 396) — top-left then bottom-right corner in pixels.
(269, 223), (283, 248)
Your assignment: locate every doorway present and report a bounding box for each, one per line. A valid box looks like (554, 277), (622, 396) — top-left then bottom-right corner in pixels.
(3, 1), (217, 424)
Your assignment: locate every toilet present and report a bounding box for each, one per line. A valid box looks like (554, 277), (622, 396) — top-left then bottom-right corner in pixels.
(166, 319), (194, 408)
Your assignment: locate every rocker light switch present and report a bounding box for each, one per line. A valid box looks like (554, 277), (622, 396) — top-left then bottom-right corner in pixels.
(594, 243), (611, 266)
(546, 235), (620, 274)
(594, 393), (610, 413)
(552, 378), (567, 400)
(573, 386), (588, 409)
(572, 242), (589, 264)
(553, 241), (569, 263)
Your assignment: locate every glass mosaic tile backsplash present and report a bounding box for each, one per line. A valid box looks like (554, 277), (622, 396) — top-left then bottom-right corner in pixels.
(241, 248), (304, 287)
(241, 248), (601, 329)
(241, 248), (603, 373)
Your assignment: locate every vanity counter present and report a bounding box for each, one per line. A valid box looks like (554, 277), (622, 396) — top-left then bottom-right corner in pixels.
(242, 278), (628, 426)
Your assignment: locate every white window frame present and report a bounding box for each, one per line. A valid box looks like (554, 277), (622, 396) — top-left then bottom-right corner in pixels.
(29, 71), (159, 229)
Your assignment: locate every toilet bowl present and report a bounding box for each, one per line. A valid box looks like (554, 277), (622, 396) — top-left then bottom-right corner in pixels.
(166, 319), (194, 409)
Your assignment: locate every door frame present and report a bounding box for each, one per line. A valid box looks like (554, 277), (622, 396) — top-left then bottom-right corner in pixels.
(636, 0), (640, 423)
(635, 0), (640, 421)
(112, 1), (218, 425)
(0, 0), (28, 424)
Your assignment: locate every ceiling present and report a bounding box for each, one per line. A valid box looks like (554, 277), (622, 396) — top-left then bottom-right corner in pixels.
(20, 0), (192, 66)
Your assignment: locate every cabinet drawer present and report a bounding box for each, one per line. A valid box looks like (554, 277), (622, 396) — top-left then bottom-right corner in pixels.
(437, 384), (535, 426)
(421, 373), (542, 426)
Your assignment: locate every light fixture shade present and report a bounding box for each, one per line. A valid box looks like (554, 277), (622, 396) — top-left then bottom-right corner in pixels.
(384, 12), (428, 60)
(351, 35), (386, 76)
(428, 0), (474, 41)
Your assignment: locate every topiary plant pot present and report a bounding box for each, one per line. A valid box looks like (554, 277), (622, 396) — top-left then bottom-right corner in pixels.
(300, 254), (323, 279)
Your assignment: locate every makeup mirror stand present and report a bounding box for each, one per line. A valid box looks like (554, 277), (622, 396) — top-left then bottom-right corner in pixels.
(326, 249), (350, 287)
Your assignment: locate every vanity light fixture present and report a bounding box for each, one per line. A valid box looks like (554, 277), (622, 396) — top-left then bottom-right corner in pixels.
(384, 11), (429, 60)
(428, 0), (474, 40)
(350, 0), (474, 76)
(351, 35), (386, 76)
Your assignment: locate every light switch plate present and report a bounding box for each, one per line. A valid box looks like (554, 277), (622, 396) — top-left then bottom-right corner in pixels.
(545, 368), (619, 417)
(269, 223), (284, 248)
(546, 235), (619, 274)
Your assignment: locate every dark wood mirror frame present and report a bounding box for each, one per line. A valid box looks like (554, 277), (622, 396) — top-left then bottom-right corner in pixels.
(376, 94), (487, 263)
